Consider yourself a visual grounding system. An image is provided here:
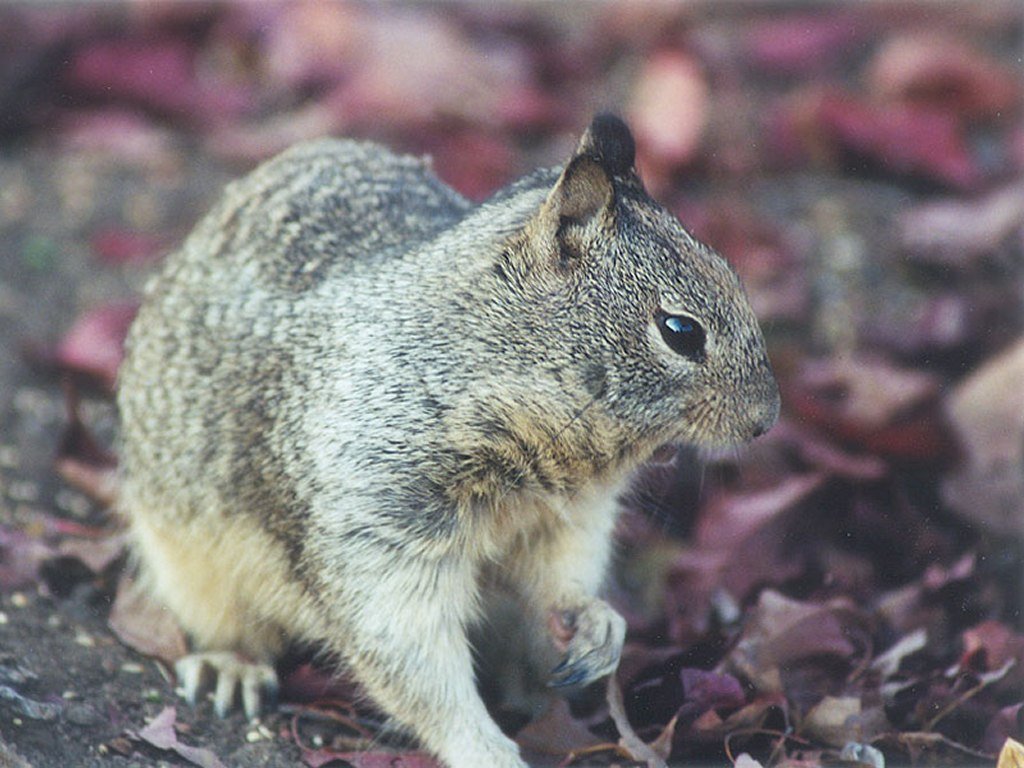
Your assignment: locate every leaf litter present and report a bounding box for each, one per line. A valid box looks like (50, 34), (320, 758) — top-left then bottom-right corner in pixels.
(0, 2), (1021, 767)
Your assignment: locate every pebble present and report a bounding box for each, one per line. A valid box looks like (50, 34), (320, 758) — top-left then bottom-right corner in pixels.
(65, 702), (103, 727)
(55, 489), (92, 518)
(10, 593), (27, 608)
(0, 612), (7, 625)
(120, 662), (144, 674)
(74, 631), (95, 648)
(6, 480), (39, 503)
(0, 445), (17, 468)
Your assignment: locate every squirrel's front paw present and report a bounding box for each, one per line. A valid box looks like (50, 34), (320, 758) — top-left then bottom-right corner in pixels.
(175, 651), (278, 720)
(546, 598), (626, 689)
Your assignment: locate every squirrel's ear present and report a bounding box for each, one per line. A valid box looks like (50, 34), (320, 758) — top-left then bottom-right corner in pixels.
(536, 114), (636, 256)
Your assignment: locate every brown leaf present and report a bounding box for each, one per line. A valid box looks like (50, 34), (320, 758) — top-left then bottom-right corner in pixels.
(943, 337), (1024, 538)
(0, 526), (55, 591)
(514, 697), (601, 757)
(722, 590), (868, 696)
(665, 474), (826, 643)
(108, 573), (187, 667)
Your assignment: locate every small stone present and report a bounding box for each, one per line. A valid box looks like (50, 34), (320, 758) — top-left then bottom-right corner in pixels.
(12, 718), (22, 726)
(120, 663), (144, 674)
(10, 593), (27, 608)
(65, 703), (103, 727)
(0, 446), (17, 468)
(74, 631), (95, 648)
(6, 481), (39, 503)
(0, 612), (8, 625)
(47, 615), (60, 628)
(55, 489), (92, 519)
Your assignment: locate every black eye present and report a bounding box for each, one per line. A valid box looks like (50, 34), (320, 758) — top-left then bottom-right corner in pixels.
(656, 310), (706, 362)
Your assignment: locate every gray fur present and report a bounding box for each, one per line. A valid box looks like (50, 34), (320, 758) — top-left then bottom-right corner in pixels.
(117, 118), (779, 768)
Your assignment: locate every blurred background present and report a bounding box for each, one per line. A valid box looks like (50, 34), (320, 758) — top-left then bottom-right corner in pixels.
(0, 2), (1022, 767)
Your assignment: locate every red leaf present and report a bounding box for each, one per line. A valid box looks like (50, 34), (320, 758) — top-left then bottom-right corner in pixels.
(744, 12), (870, 76)
(900, 182), (1024, 267)
(52, 302), (138, 392)
(867, 32), (1022, 122)
(133, 707), (227, 768)
(90, 227), (166, 266)
(678, 668), (746, 719)
(818, 94), (981, 190)
(65, 37), (250, 123)
(785, 355), (954, 462)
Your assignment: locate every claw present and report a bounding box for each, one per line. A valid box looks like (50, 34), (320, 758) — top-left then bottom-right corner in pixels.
(173, 652), (278, 719)
(546, 599), (625, 690)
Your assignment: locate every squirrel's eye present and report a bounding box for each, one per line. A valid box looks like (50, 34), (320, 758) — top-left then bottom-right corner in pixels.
(656, 310), (706, 362)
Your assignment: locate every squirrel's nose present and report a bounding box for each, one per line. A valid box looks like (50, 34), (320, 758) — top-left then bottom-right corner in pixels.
(749, 372), (781, 439)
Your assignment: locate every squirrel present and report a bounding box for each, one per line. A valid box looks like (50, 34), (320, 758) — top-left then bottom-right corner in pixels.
(116, 114), (779, 768)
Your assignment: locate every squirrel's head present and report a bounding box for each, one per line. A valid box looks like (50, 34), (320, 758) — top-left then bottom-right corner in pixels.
(497, 114), (780, 456)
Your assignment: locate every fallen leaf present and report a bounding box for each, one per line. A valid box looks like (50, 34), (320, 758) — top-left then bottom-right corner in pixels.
(628, 50), (708, 176)
(722, 590), (868, 696)
(870, 628), (928, 680)
(677, 668), (746, 721)
(302, 750), (438, 768)
(49, 302), (138, 392)
(786, 354), (953, 462)
(998, 738), (1024, 768)
(983, 706), (1024, 756)
(775, 90), (983, 189)
(943, 337), (1024, 538)
(55, 382), (119, 506)
(899, 182), (1024, 267)
(108, 574), (188, 667)
(65, 36), (251, 123)
(133, 706), (227, 768)
(0, 526), (55, 591)
(734, 754), (765, 768)
(960, 620), (1024, 692)
(514, 697), (602, 756)
(742, 12), (870, 76)
(867, 32), (1022, 122)
(90, 227), (167, 266)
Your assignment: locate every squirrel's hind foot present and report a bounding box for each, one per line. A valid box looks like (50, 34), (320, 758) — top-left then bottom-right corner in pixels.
(175, 651), (278, 720)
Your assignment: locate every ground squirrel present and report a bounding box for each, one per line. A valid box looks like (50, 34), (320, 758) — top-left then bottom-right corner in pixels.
(117, 114), (779, 768)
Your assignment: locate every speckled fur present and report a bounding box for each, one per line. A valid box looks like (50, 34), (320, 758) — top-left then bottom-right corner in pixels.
(117, 117), (779, 768)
